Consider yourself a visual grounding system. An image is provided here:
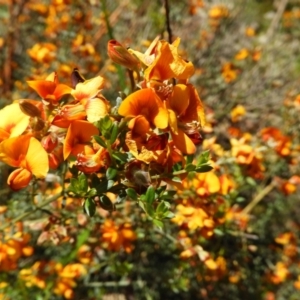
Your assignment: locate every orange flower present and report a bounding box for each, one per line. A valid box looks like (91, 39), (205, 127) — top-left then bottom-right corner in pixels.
(63, 120), (99, 160)
(27, 42), (57, 64)
(167, 84), (205, 154)
(143, 38), (195, 81)
(101, 220), (136, 253)
(75, 146), (110, 173)
(173, 203), (214, 231)
(0, 135), (49, 190)
(183, 171), (220, 197)
(221, 62), (238, 83)
(261, 127), (291, 157)
(245, 27), (256, 37)
(118, 88), (168, 129)
(230, 105), (246, 122)
(125, 131), (169, 164)
(71, 75), (109, 123)
(0, 103), (30, 142)
(209, 5), (229, 19)
(234, 48), (249, 60)
(27, 72), (72, 105)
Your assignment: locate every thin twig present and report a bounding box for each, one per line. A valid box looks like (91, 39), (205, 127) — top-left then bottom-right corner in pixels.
(163, 0), (173, 43)
(242, 181), (277, 215)
(265, 0), (289, 43)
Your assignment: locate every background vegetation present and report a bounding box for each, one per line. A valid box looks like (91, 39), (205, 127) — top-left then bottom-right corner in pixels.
(1, 0), (300, 299)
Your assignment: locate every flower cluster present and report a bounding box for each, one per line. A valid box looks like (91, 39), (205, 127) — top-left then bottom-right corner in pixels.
(0, 37), (209, 222)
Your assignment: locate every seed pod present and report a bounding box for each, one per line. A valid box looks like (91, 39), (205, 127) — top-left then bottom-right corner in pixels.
(19, 100), (41, 117)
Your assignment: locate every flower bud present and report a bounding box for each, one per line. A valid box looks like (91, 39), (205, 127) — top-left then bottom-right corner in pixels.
(41, 134), (58, 153)
(19, 100), (41, 117)
(107, 40), (140, 70)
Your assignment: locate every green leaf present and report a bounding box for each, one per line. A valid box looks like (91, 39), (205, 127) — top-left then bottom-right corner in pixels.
(144, 186), (155, 204)
(112, 151), (128, 162)
(106, 167), (118, 180)
(95, 180), (108, 194)
(185, 163), (196, 172)
(156, 201), (169, 215)
(195, 164), (213, 173)
(213, 228), (224, 236)
(186, 154), (194, 165)
(153, 219), (164, 228)
(160, 190), (177, 200)
(172, 177), (182, 183)
(83, 198), (96, 217)
(86, 188), (97, 197)
(107, 179), (114, 190)
(78, 173), (88, 192)
(99, 195), (115, 211)
(246, 177), (257, 186)
(236, 197), (245, 203)
(164, 211), (175, 219)
(99, 115), (113, 139)
(93, 135), (107, 148)
(110, 122), (119, 144)
(126, 188), (138, 200)
(196, 150), (210, 166)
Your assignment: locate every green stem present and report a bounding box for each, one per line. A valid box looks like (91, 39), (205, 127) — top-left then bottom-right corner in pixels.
(151, 169), (187, 180)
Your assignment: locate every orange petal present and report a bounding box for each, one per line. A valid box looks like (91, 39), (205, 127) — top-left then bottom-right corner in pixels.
(128, 115), (150, 137)
(71, 76), (104, 101)
(63, 120), (99, 159)
(7, 168), (32, 191)
(25, 137), (49, 178)
(53, 84), (72, 101)
(0, 135), (31, 167)
(145, 39), (195, 81)
(171, 129), (196, 154)
(51, 115), (73, 128)
(118, 88), (168, 129)
(180, 84), (205, 127)
(168, 84), (190, 115)
(27, 80), (56, 99)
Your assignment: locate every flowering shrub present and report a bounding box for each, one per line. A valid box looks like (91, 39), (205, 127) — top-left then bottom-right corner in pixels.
(1, 1), (300, 299)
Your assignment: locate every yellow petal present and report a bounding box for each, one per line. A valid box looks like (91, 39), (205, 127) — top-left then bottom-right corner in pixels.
(168, 109), (178, 135)
(0, 103), (30, 141)
(85, 97), (109, 123)
(25, 137), (49, 178)
(72, 76), (104, 101)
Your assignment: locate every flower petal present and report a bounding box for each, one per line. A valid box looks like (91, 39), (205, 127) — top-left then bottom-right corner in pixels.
(84, 97), (109, 123)
(118, 88), (168, 129)
(0, 103), (30, 142)
(27, 80), (56, 99)
(168, 84), (190, 115)
(71, 76), (104, 101)
(0, 135), (31, 167)
(26, 137), (49, 178)
(171, 129), (196, 154)
(63, 120), (99, 159)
